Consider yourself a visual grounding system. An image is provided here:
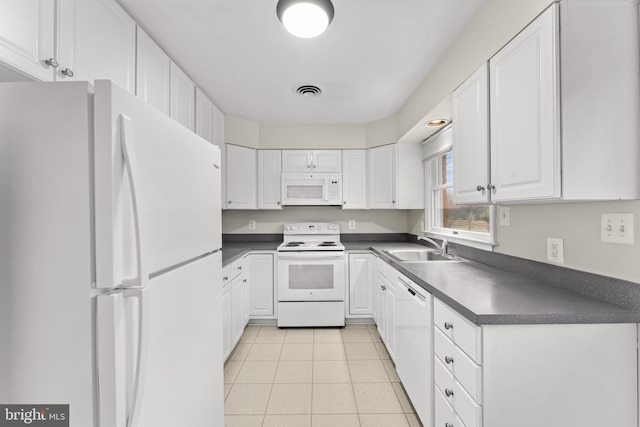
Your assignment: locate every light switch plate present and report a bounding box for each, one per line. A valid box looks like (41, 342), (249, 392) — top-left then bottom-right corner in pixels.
(601, 213), (634, 245)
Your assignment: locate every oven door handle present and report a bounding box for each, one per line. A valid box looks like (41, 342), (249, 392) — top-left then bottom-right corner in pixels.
(278, 252), (345, 260)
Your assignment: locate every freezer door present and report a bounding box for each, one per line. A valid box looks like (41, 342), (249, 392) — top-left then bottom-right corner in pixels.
(94, 80), (221, 289)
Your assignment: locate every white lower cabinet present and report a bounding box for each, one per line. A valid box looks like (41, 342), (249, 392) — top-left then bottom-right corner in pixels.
(347, 253), (375, 317)
(249, 252), (275, 318)
(222, 255), (250, 361)
(434, 297), (638, 427)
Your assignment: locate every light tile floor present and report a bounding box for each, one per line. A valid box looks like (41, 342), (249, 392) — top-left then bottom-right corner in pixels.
(224, 324), (424, 427)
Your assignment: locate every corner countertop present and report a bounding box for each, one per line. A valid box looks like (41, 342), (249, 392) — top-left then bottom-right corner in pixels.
(222, 240), (640, 325)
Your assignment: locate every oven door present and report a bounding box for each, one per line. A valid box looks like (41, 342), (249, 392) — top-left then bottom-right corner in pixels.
(277, 251), (346, 301)
(281, 173), (330, 205)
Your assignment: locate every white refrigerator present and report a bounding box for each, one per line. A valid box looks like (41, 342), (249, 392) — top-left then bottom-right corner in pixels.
(0, 80), (224, 426)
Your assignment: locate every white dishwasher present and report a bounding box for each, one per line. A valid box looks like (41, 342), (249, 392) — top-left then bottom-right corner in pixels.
(395, 273), (433, 426)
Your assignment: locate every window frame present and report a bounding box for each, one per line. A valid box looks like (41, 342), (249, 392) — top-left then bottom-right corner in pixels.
(422, 127), (496, 251)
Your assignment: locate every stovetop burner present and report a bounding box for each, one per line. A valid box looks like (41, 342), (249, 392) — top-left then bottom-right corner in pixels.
(318, 242), (337, 246)
(284, 242), (305, 247)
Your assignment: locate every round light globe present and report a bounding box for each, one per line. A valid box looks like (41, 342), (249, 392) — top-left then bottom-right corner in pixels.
(281, 3), (330, 38)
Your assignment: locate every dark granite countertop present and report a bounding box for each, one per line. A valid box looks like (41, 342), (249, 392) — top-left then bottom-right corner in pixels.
(223, 238), (640, 325)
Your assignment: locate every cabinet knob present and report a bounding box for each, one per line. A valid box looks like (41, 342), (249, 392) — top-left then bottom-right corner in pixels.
(61, 68), (74, 77)
(243, 279), (247, 283)
(237, 266), (242, 270)
(476, 185), (485, 192)
(392, 200), (395, 204)
(343, 201), (347, 205)
(228, 201), (232, 204)
(445, 423), (454, 427)
(277, 201), (281, 205)
(444, 355), (454, 364)
(445, 388), (454, 397)
(381, 285), (386, 291)
(487, 184), (495, 190)
(45, 58), (59, 68)
(223, 276), (229, 281)
(444, 322), (453, 330)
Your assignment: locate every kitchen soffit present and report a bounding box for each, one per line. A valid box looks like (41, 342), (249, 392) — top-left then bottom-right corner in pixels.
(117, 0), (485, 125)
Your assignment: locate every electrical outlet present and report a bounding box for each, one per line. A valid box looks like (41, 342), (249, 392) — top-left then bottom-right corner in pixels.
(601, 213), (634, 245)
(499, 206), (511, 226)
(248, 220), (256, 230)
(547, 237), (564, 264)
(348, 220), (356, 230)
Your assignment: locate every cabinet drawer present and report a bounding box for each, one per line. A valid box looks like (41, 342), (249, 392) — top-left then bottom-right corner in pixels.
(435, 358), (482, 427)
(434, 299), (482, 363)
(435, 386), (468, 427)
(222, 257), (248, 287)
(434, 328), (483, 403)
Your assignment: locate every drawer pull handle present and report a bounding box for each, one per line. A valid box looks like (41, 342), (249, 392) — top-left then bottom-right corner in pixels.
(444, 322), (453, 330)
(445, 423), (454, 427)
(445, 388), (454, 397)
(444, 356), (454, 364)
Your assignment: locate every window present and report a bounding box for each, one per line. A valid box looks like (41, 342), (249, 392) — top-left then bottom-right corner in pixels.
(423, 126), (495, 248)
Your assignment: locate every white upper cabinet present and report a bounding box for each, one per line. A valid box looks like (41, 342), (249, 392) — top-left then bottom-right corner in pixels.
(195, 87), (215, 143)
(452, 63), (490, 204)
(0, 1), (56, 81)
(282, 150), (341, 173)
(226, 144), (257, 209)
(257, 150), (282, 210)
(136, 27), (170, 114)
(170, 61), (196, 131)
(74, 0), (136, 92)
(368, 145), (396, 209)
(453, 1), (640, 204)
(368, 143), (424, 209)
(342, 150), (367, 209)
(489, 4), (560, 202)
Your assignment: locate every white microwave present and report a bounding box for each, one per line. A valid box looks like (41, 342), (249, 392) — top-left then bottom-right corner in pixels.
(281, 173), (342, 206)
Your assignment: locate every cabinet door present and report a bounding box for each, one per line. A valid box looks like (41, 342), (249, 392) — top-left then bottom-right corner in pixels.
(0, 0), (55, 81)
(250, 253), (274, 317)
(376, 273), (387, 341)
(368, 145), (396, 209)
(453, 63), (490, 204)
(313, 150), (341, 172)
(348, 253), (374, 315)
(489, 5), (560, 202)
(222, 284), (232, 360)
(231, 274), (245, 346)
(170, 61), (195, 131)
(74, 0), (136, 92)
(342, 150), (367, 209)
(226, 144), (257, 209)
(384, 277), (397, 361)
(195, 87), (214, 142)
(282, 150), (313, 172)
(242, 275), (251, 325)
(136, 27), (170, 114)
(257, 150), (282, 210)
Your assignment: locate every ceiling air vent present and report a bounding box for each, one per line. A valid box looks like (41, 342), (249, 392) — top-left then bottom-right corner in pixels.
(296, 85), (322, 97)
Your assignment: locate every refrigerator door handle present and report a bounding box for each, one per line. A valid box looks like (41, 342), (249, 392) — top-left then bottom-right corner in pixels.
(123, 286), (150, 427)
(119, 114), (149, 288)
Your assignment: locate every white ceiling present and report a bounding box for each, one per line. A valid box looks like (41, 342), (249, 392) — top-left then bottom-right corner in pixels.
(117, 0), (485, 125)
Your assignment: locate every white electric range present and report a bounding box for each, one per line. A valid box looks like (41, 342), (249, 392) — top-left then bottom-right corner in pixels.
(276, 223), (346, 327)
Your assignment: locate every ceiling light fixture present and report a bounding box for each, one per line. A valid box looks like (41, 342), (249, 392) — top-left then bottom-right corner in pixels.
(425, 119), (449, 127)
(276, 0), (335, 38)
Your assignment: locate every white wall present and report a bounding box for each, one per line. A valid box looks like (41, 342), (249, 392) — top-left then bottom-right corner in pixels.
(225, 116), (259, 148)
(260, 123), (366, 149)
(222, 207), (408, 234)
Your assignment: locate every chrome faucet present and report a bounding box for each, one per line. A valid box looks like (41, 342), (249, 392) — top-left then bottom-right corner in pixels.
(417, 235), (449, 254)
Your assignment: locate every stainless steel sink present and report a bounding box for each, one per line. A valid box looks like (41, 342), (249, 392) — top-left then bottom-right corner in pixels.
(383, 249), (463, 262)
